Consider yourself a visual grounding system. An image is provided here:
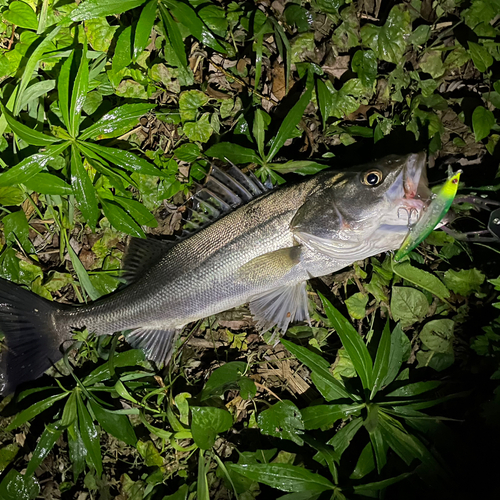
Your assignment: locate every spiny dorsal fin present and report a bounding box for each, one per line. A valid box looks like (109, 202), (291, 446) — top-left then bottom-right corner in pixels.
(123, 164), (275, 282)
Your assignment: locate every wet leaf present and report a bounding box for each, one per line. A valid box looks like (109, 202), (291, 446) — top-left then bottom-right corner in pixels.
(24, 173), (72, 195)
(26, 422), (64, 476)
(361, 5), (411, 64)
(2, 210), (35, 254)
(89, 400), (137, 446)
(301, 404), (363, 430)
(77, 394), (103, 476)
(350, 443), (375, 480)
(114, 196), (157, 227)
(351, 49), (377, 87)
(206, 142), (262, 165)
(100, 199), (146, 238)
(113, 26), (133, 73)
(228, 463), (334, 493)
(0, 469), (39, 500)
(69, 48), (89, 137)
(258, 401), (304, 445)
(137, 440), (163, 467)
(326, 416), (363, 458)
(133, 0), (157, 60)
(0, 187), (24, 206)
(371, 321), (391, 398)
(200, 361), (247, 401)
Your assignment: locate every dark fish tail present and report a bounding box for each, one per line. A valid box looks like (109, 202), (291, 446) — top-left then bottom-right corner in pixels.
(0, 277), (68, 395)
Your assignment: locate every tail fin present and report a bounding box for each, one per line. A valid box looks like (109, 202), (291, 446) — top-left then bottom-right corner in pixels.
(0, 278), (65, 396)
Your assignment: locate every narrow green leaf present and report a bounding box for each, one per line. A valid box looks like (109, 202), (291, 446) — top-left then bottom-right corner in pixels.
(370, 320), (391, 398)
(205, 142), (262, 165)
(133, 0), (157, 60)
(71, 146), (99, 229)
(89, 400), (137, 446)
(319, 293), (373, 391)
(162, 0), (227, 54)
(267, 68), (314, 162)
(24, 173), (72, 195)
(386, 380), (441, 398)
(113, 25), (133, 73)
(26, 422), (64, 476)
(301, 404), (364, 430)
(114, 196), (157, 227)
(2, 210), (35, 254)
(71, 0), (147, 21)
(327, 416), (363, 458)
(350, 443), (375, 480)
(69, 48), (89, 137)
(68, 419), (86, 479)
(84, 350), (146, 386)
(0, 141), (67, 187)
(82, 142), (162, 177)
(228, 463), (334, 493)
(58, 50), (74, 131)
(269, 160), (329, 176)
(316, 78), (334, 129)
(100, 198), (146, 237)
(1, 104), (60, 146)
(6, 392), (69, 431)
(392, 261), (450, 301)
(281, 339), (351, 400)
(352, 472), (412, 495)
(16, 80), (56, 110)
(76, 393), (103, 476)
(253, 109), (266, 160)
(381, 323), (405, 387)
(14, 26), (61, 116)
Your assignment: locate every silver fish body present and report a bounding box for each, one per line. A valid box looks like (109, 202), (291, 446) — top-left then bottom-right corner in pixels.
(0, 153), (428, 394)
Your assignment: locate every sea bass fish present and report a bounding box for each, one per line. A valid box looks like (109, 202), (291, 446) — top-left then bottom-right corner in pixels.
(0, 152), (429, 395)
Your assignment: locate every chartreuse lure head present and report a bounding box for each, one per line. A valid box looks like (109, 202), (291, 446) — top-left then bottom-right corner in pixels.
(394, 170), (462, 261)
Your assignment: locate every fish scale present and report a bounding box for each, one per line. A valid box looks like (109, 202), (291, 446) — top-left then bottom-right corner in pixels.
(0, 153), (429, 395)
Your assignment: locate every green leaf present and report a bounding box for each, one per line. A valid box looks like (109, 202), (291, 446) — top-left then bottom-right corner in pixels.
(205, 142), (262, 165)
(443, 268), (485, 296)
(386, 380), (441, 398)
(200, 361), (247, 401)
(58, 49), (73, 132)
(253, 109), (266, 160)
(419, 319), (454, 354)
(23, 173), (72, 195)
(366, 408), (387, 473)
(320, 293), (373, 390)
(3, 1), (38, 30)
(472, 105), (496, 142)
(382, 323), (405, 387)
(0, 470), (39, 500)
(89, 400), (137, 446)
(69, 48), (89, 137)
(82, 142), (162, 177)
(113, 26), (133, 73)
(350, 443), (375, 480)
(179, 90), (208, 122)
(316, 78), (334, 129)
(68, 419), (86, 479)
(267, 68), (314, 162)
(390, 287), (429, 327)
(0, 187), (24, 206)
(6, 392), (69, 431)
(345, 292), (368, 319)
(14, 26), (61, 116)
(0, 150), (60, 187)
(301, 404), (363, 430)
(352, 472), (412, 496)
(370, 321), (391, 398)
(65, 233), (102, 301)
(134, 0), (157, 60)
(269, 160), (329, 176)
(26, 422), (64, 476)
(326, 416), (363, 458)
(258, 401), (304, 445)
(2, 210), (35, 254)
(228, 463), (334, 493)
(468, 41), (493, 72)
(100, 198), (146, 238)
(71, 146), (99, 229)
(77, 393), (103, 476)
(137, 440), (163, 467)
(184, 114), (213, 143)
(191, 406), (233, 450)
(1, 105), (60, 146)
(84, 350), (146, 386)
(361, 5), (411, 63)
(351, 50), (378, 87)
(392, 261), (450, 301)
(71, 0), (147, 21)
(281, 339), (350, 400)
(114, 196), (157, 227)
(162, 0), (227, 54)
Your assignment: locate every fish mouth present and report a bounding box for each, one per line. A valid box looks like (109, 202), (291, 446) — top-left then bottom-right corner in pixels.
(401, 152), (431, 223)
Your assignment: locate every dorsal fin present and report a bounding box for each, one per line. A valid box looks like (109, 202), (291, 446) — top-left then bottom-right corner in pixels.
(122, 164), (275, 282)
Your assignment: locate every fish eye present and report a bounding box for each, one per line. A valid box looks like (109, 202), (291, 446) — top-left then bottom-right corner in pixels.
(362, 170), (383, 186)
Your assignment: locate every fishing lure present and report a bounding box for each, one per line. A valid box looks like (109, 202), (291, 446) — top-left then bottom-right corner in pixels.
(395, 170), (462, 261)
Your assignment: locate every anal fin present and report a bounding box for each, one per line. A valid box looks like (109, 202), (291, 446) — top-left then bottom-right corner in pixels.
(126, 327), (178, 365)
(249, 281), (310, 336)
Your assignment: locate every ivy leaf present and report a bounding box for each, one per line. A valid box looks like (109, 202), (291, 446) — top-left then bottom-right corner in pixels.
(258, 401), (304, 445)
(71, 0), (147, 21)
(3, 1), (38, 30)
(361, 5), (411, 63)
(351, 49), (378, 87)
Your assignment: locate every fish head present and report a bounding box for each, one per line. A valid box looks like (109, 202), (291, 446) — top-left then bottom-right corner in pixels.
(291, 152), (430, 261)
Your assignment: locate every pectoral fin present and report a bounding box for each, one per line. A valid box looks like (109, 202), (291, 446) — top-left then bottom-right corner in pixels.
(237, 246), (302, 283)
(249, 281), (310, 336)
(126, 327), (179, 365)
